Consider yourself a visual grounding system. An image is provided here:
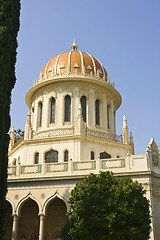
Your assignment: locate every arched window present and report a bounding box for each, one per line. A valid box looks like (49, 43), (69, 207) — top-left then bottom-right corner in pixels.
(50, 97), (56, 124)
(12, 158), (17, 165)
(100, 151), (111, 159)
(80, 96), (86, 122)
(45, 149), (58, 163)
(107, 105), (110, 129)
(90, 151), (94, 160)
(64, 150), (69, 162)
(38, 101), (43, 127)
(95, 99), (100, 125)
(64, 95), (71, 122)
(35, 152), (39, 164)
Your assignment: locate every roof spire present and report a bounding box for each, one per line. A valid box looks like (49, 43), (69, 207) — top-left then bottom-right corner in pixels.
(71, 39), (78, 51)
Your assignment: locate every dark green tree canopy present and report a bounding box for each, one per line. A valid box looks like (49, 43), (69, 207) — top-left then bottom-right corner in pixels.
(0, 0), (20, 239)
(62, 172), (151, 240)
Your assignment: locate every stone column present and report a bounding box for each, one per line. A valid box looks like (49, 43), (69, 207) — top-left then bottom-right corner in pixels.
(39, 214), (45, 240)
(12, 215), (19, 240)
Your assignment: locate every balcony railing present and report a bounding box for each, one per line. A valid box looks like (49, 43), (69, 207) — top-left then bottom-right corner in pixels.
(7, 156), (134, 179)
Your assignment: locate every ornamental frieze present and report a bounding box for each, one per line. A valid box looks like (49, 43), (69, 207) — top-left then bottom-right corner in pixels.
(33, 129), (74, 139)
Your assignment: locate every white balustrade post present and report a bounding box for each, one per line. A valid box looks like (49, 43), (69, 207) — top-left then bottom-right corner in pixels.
(39, 214), (45, 240)
(42, 160), (46, 175)
(12, 215), (19, 240)
(96, 156), (101, 173)
(17, 160), (21, 177)
(68, 158), (73, 174)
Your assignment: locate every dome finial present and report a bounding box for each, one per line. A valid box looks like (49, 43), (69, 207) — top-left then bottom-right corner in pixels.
(71, 39), (78, 51)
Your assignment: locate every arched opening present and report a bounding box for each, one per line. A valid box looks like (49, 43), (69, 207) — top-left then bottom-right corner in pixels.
(90, 151), (94, 160)
(18, 199), (39, 240)
(64, 95), (71, 122)
(64, 150), (69, 162)
(4, 201), (12, 240)
(95, 99), (100, 125)
(45, 149), (58, 163)
(107, 104), (110, 129)
(45, 197), (67, 240)
(34, 152), (39, 164)
(80, 96), (86, 122)
(100, 151), (111, 159)
(12, 158), (17, 165)
(50, 97), (56, 124)
(38, 101), (43, 127)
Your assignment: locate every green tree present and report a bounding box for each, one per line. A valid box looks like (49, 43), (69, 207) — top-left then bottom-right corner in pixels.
(0, 0), (20, 238)
(62, 172), (151, 240)
(14, 129), (24, 143)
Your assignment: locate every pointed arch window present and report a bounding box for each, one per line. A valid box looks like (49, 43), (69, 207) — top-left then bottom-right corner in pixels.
(80, 96), (86, 122)
(12, 158), (17, 166)
(35, 152), (39, 164)
(64, 150), (69, 162)
(90, 151), (94, 160)
(45, 149), (58, 163)
(50, 97), (56, 124)
(95, 99), (100, 125)
(38, 101), (43, 127)
(107, 105), (110, 129)
(100, 151), (111, 159)
(64, 95), (71, 122)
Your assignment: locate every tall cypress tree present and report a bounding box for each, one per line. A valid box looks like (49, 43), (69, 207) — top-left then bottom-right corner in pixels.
(0, 0), (20, 238)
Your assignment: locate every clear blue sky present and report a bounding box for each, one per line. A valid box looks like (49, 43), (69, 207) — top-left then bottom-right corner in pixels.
(11, 0), (160, 154)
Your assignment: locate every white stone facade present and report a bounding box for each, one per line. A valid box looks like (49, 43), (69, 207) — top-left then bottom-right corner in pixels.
(6, 43), (160, 240)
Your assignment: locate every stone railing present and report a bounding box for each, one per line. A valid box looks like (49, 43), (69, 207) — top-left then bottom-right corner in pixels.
(8, 155), (149, 179)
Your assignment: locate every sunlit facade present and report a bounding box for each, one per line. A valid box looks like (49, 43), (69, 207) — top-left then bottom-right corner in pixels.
(6, 41), (160, 240)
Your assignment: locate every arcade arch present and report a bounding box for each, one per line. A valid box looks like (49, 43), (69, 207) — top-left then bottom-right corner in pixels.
(44, 196), (67, 240)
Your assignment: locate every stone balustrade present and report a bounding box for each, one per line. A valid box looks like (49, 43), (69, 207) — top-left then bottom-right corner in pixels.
(7, 154), (150, 179)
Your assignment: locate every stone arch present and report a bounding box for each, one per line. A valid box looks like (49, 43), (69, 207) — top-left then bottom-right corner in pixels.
(43, 193), (69, 240)
(18, 197), (40, 240)
(6, 197), (15, 215)
(16, 193), (42, 217)
(34, 151), (39, 164)
(90, 150), (95, 160)
(43, 192), (70, 214)
(100, 151), (111, 159)
(64, 95), (71, 122)
(80, 95), (87, 122)
(44, 148), (59, 163)
(12, 158), (17, 166)
(49, 96), (56, 124)
(63, 149), (69, 162)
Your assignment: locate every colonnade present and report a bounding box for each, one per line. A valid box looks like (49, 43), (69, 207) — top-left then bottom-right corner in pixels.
(31, 87), (116, 135)
(11, 213), (45, 240)
(5, 196), (67, 240)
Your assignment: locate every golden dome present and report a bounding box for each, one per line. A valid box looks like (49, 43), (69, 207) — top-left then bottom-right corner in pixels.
(39, 42), (109, 82)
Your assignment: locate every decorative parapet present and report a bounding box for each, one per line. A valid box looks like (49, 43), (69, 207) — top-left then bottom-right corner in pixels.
(73, 161), (96, 171)
(32, 126), (122, 143)
(101, 158), (125, 169)
(36, 71), (111, 85)
(21, 164), (42, 174)
(8, 166), (17, 176)
(8, 152), (158, 180)
(33, 128), (74, 139)
(86, 128), (118, 142)
(46, 163), (68, 173)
